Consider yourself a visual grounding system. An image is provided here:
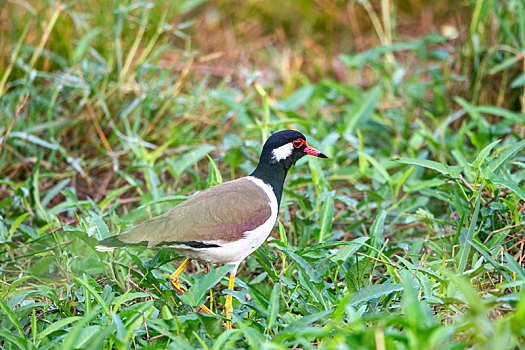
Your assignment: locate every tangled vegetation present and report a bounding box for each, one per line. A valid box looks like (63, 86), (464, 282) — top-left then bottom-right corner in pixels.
(1, 0), (524, 348)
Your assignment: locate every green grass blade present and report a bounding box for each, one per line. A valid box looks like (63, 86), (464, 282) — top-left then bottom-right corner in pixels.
(488, 140), (525, 173)
(180, 264), (234, 307)
(458, 190), (482, 274)
(318, 190), (334, 242)
(274, 246), (321, 283)
(504, 252), (525, 282)
(90, 212), (110, 240)
(0, 299), (24, 336)
(167, 145), (216, 177)
(394, 157), (463, 178)
(38, 316), (83, 340)
(72, 276), (111, 319)
(343, 86), (380, 137)
(348, 283), (404, 307)
(266, 283), (280, 330)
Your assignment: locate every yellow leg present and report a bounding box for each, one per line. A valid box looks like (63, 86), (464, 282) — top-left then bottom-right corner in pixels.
(209, 289), (214, 314)
(225, 270), (236, 330)
(169, 258), (191, 294)
(168, 258), (213, 314)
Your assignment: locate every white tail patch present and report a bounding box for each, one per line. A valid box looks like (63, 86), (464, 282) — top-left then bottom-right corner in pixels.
(271, 142), (293, 162)
(95, 245), (116, 252)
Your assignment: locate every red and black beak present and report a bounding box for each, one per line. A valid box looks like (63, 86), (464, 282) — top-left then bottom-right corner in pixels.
(293, 138), (328, 158)
(304, 143), (328, 158)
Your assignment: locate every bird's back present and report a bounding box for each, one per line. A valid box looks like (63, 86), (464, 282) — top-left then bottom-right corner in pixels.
(97, 177), (276, 261)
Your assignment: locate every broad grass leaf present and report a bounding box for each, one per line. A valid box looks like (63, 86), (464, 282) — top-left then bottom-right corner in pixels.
(511, 73), (525, 88)
(348, 283), (404, 306)
(112, 292), (151, 310)
(0, 329), (28, 349)
(72, 28), (100, 63)
(488, 172), (525, 201)
(73, 275), (111, 318)
(319, 79), (360, 100)
(38, 316), (83, 340)
(298, 269), (326, 308)
(473, 139), (500, 168)
(330, 237), (369, 264)
(111, 312), (126, 342)
(223, 289), (255, 310)
(488, 55), (523, 75)
(476, 105), (525, 123)
(394, 157), (463, 178)
(488, 139), (525, 173)
(167, 145), (215, 177)
(211, 329), (242, 349)
(144, 248), (176, 269)
(0, 299), (24, 336)
(458, 191), (482, 274)
(230, 314), (267, 346)
(196, 313), (223, 338)
(179, 264), (234, 307)
(147, 321), (196, 349)
(73, 325), (107, 350)
(278, 220), (287, 245)
(252, 245), (279, 281)
(266, 283), (281, 330)
(206, 155), (223, 187)
(455, 97), (482, 121)
(275, 310), (332, 341)
(61, 310), (104, 350)
(343, 86), (380, 138)
(339, 35), (444, 67)
(274, 246), (321, 283)
(400, 269), (435, 327)
(447, 273), (487, 315)
(308, 155), (328, 188)
(147, 168), (162, 208)
(298, 238), (369, 255)
(405, 179), (446, 193)
(274, 85), (315, 111)
(90, 212), (110, 240)
(7, 212), (29, 238)
(318, 191), (334, 242)
(98, 185), (133, 209)
(504, 252), (525, 282)
(470, 240), (513, 283)
(360, 152), (391, 183)
(247, 283), (273, 314)
(370, 210), (387, 246)
(41, 178), (70, 208)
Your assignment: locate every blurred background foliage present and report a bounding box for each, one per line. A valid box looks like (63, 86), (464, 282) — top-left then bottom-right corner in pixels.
(1, 0), (525, 348)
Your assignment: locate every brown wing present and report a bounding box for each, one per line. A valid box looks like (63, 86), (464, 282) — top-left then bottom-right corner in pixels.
(116, 177), (272, 247)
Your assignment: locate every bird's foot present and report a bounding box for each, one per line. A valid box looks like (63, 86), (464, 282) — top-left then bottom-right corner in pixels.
(169, 276), (186, 295)
(198, 304), (214, 314)
(171, 276), (214, 314)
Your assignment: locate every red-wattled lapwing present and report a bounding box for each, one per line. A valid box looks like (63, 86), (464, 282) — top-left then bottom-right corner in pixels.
(96, 129), (327, 329)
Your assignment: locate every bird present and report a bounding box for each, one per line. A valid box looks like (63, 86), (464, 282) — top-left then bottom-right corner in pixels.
(96, 129), (327, 329)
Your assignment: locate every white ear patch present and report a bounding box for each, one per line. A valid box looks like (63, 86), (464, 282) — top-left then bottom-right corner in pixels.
(271, 142), (294, 162)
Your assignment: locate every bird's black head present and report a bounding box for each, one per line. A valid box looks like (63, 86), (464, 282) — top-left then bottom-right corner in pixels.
(251, 130), (328, 204)
(261, 129), (327, 168)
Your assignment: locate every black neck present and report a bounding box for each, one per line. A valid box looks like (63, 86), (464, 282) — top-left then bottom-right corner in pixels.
(250, 162), (290, 206)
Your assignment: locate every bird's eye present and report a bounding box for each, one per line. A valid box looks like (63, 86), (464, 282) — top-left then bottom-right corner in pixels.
(293, 139), (304, 148)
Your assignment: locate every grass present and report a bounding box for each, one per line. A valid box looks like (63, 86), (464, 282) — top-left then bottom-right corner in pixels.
(1, 0), (525, 348)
